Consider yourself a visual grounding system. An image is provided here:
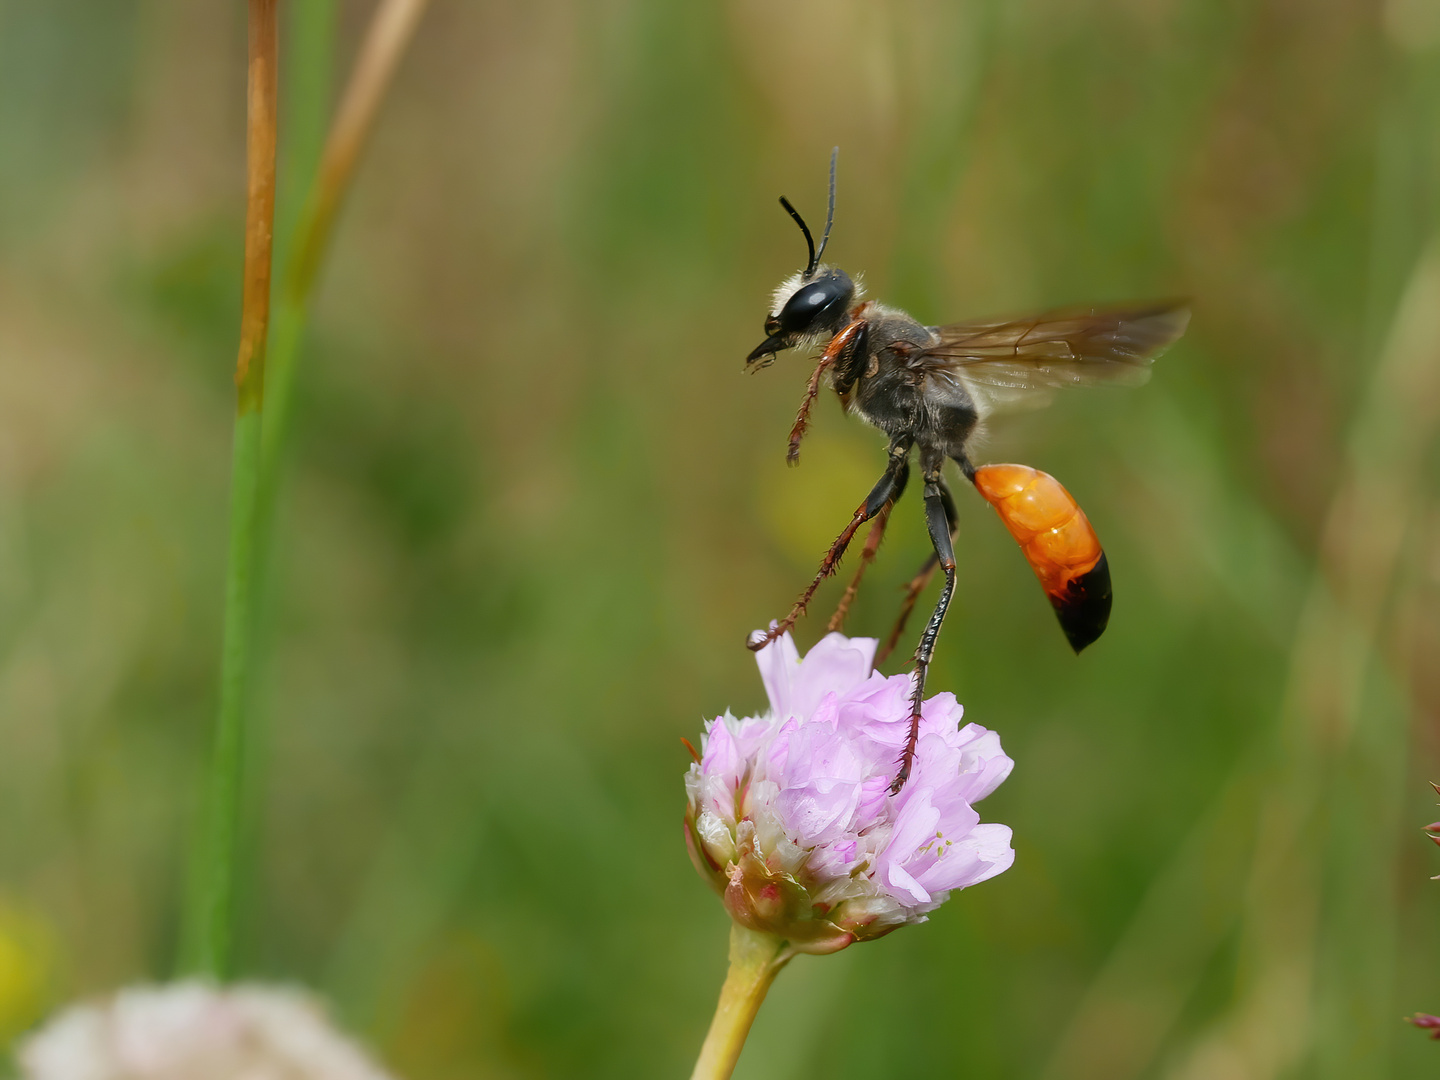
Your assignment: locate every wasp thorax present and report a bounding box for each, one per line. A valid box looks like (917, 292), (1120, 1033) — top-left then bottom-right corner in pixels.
(772, 269), (854, 336)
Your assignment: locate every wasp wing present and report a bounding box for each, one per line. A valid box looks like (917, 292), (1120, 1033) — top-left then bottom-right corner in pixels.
(920, 300), (1189, 415)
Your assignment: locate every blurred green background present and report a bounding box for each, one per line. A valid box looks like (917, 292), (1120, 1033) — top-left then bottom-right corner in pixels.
(3, 0), (1440, 1076)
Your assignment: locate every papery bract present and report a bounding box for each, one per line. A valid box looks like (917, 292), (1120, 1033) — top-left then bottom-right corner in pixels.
(685, 632), (1014, 951)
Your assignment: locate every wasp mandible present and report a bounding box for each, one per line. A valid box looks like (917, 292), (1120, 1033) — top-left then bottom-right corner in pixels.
(745, 150), (1188, 792)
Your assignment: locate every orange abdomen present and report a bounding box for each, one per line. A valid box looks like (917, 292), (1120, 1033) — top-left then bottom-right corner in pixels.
(973, 464), (1112, 652)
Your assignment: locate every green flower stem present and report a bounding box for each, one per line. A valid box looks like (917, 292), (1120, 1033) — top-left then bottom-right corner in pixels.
(184, 0), (279, 978)
(690, 926), (792, 1080)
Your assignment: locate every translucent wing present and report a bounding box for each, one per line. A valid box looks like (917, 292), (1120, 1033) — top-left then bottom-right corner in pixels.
(920, 300), (1189, 415)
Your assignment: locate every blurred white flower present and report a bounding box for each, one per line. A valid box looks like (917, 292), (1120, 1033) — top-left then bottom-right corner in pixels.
(684, 632), (1014, 952)
(17, 981), (396, 1080)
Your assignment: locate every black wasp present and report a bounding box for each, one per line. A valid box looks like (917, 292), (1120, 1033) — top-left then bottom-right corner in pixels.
(744, 150), (1188, 791)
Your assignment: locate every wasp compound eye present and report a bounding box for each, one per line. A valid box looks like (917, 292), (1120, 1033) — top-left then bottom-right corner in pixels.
(748, 271), (854, 367)
(778, 272), (853, 335)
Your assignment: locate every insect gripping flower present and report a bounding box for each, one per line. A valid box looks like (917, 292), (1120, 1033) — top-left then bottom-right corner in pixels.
(685, 632), (1015, 952)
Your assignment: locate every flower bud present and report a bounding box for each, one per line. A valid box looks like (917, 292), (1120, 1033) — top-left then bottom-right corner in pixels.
(685, 632), (1014, 952)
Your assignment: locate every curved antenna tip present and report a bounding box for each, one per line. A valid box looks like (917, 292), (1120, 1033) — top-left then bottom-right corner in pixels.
(779, 194), (818, 277)
(817, 148), (838, 266)
(777, 149), (839, 278)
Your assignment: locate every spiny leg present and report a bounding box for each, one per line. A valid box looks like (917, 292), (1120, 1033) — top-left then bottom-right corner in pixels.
(876, 555), (936, 666)
(892, 454), (957, 794)
(829, 439), (914, 633)
(787, 319), (867, 465)
(787, 354), (835, 467)
(828, 502), (893, 633)
(748, 437), (912, 652)
(875, 480), (957, 666)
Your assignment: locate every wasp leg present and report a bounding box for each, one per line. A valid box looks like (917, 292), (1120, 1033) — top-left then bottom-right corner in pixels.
(828, 502), (893, 633)
(875, 480), (957, 666)
(788, 319), (868, 465)
(892, 455), (956, 794)
(748, 437), (912, 652)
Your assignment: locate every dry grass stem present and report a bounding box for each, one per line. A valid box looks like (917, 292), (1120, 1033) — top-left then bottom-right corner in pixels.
(288, 0), (431, 303)
(184, 0), (279, 977)
(236, 0), (280, 415)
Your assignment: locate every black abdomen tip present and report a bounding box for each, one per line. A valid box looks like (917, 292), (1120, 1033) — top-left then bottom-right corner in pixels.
(1050, 552), (1112, 653)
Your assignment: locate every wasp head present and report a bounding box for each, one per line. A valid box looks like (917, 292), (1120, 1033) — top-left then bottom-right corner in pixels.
(747, 268), (856, 368)
(747, 150), (852, 370)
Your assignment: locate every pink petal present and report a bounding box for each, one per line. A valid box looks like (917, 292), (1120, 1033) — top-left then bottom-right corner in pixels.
(878, 788), (942, 890)
(921, 824), (1015, 892)
(754, 631), (803, 719)
(777, 778), (861, 844)
(788, 633), (878, 718)
(885, 860), (932, 904)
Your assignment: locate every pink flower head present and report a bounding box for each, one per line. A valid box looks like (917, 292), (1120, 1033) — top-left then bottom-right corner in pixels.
(684, 632), (1014, 952)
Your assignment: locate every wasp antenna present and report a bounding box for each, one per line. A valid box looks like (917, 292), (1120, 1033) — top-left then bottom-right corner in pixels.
(779, 195), (817, 277)
(816, 146), (838, 266)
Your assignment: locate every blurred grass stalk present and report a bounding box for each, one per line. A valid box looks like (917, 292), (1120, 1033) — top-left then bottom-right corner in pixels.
(182, 0), (429, 977)
(1180, 235), (1440, 1080)
(1042, 227), (1440, 1080)
(183, 0), (279, 978)
(1040, 37), (1440, 1079)
(261, 0), (431, 488)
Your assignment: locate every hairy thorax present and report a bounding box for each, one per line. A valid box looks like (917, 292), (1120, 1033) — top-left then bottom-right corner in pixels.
(842, 303), (979, 459)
